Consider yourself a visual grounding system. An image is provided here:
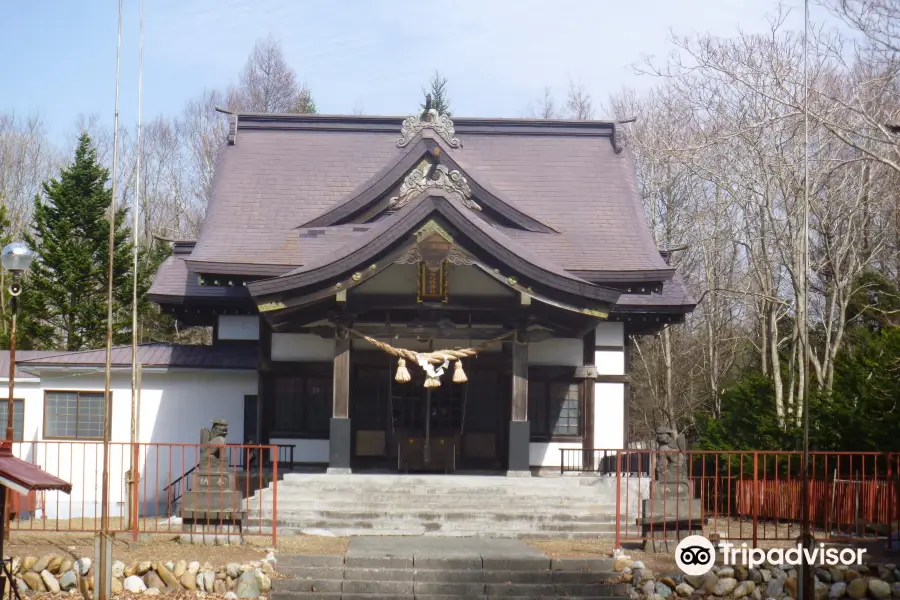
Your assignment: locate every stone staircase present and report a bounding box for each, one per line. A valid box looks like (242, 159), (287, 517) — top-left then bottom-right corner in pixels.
(245, 473), (642, 538)
(273, 549), (627, 600)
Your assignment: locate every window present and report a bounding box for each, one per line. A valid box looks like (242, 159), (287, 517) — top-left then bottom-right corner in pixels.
(44, 392), (105, 440)
(528, 369), (582, 440)
(0, 400), (24, 441)
(272, 375), (331, 437)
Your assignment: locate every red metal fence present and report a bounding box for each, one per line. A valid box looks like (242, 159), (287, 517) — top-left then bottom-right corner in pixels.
(6, 441), (279, 545)
(561, 448), (900, 549)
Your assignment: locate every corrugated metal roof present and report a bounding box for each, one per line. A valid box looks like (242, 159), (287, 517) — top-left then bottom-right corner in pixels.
(0, 447), (72, 494)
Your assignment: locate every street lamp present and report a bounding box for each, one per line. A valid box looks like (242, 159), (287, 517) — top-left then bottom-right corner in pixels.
(1, 242), (35, 444)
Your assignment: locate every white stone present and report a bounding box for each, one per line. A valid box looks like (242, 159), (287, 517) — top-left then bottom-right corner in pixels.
(224, 593), (237, 600)
(145, 589), (160, 596)
(227, 563), (241, 579)
(830, 582), (848, 598)
(75, 558), (91, 576)
(124, 576), (147, 593)
(188, 561), (201, 575)
(112, 560), (125, 579)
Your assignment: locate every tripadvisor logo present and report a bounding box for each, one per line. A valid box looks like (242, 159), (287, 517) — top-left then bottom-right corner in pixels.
(675, 535), (866, 576)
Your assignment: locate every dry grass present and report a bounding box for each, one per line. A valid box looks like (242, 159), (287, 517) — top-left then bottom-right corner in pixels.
(5, 531), (348, 564)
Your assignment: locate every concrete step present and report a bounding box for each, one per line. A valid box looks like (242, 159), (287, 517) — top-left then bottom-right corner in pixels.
(246, 503), (621, 515)
(274, 579), (626, 596)
(270, 527), (617, 539)
(245, 509), (619, 522)
(273, 594), (625, 600)
(277, 566), (620, 584)
(268, 483), (621, 496)
(249, 517), (619, 532)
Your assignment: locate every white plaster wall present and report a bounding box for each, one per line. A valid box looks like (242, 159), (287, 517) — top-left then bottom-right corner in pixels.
(594, 382), (625, 450)
(595, 350), (625, 375)
(595, 322), (624, 347)
(218, 315), (259, 341)
(529, 441), (582, 467)
(10, 369), (256, 519)
(272, 333), (335, 361)
(528, 338), (581, 366)
(270, 437), (329, 464)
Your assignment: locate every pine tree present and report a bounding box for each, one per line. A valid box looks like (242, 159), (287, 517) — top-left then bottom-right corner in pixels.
(22, 133), (143, 350)
(421, 70), (452, 116)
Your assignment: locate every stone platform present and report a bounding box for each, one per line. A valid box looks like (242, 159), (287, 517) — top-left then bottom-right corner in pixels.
(272, 537), (629, 599)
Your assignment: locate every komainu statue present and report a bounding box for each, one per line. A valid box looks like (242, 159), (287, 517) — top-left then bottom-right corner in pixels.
(198, 419), (228, 471)
(654, 426), (687, 480)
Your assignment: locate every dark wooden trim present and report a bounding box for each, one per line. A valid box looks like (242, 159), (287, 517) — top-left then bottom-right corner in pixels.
(258, 320), (272, 445)
(269, 431), (330, 440)
(582, 332), (595, 453)
(511, 334), (528, 421)
(332, 335), (351, 419)
(42, 390), (107, 441)
(594, 374), (629, 383)
(235, 112), (620, 138)
(568, 270), (675, 284)
(593, 345), (624, 352)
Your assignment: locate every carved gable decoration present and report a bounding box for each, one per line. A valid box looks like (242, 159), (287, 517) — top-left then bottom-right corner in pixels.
(394, 220), (476, 304)
(389, 161), (480, 212)
(397, 108), (462, 149)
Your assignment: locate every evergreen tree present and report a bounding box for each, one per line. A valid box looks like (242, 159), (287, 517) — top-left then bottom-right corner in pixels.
(421, 70), (452, 116)
(22, 133), (146, 350)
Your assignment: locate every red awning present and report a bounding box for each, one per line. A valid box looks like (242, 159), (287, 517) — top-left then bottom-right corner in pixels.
(0, 446), (71, 495)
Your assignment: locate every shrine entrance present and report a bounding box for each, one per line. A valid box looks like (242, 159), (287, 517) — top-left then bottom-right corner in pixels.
(349, 351), (509, 473)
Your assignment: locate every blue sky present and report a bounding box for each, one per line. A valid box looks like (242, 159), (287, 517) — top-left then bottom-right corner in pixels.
(1, 1), (814, 143)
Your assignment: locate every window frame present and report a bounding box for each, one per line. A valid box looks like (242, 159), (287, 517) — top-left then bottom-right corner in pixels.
(268, 363), (332, 440)
(0, 399), (25, 442)
(42, 391), (107, 441)
(528, 367), (584, 442)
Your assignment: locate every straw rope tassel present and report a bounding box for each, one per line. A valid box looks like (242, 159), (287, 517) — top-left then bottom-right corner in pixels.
(395, 358), (411, 383)
(424, 374), (441, 388)
(452, 360), (468, 383)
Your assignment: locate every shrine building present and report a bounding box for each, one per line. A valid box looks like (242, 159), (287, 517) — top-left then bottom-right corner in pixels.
(147, 105), (695, 475)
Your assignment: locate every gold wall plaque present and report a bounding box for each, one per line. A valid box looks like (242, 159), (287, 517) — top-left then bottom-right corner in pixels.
(418, 261), (448, 303)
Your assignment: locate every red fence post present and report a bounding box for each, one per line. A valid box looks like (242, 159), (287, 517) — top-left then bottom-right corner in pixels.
(889, 453), (896, 551)
(615, 451), (622, 549)
(131, 443), (137, 541)
(271, 446), (278, 547)
(753, 452), (759, 547)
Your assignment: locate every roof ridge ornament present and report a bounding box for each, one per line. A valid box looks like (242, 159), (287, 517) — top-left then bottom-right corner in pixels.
(389, 162), (480, 211)
(397, 106), (462, 149)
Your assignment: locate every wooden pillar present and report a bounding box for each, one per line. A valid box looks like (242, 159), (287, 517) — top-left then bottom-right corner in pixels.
(581, 329), (597, 469)
(507, 330), (530, 476)
(257, 319), (272, 446)
(328, 328), (352, 473)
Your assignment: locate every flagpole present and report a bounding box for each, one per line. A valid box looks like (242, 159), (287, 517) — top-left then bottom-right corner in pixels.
(99, 0), (124, 598)
(800, 2), (812, 600)
(129, 0), (144, 537)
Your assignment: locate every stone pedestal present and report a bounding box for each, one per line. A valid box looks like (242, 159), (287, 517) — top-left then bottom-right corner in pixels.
(639, 477), (703, 553)
(179, 470), (244, 545)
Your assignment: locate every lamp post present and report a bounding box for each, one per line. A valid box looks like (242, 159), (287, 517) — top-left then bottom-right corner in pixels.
(1, 241), (34, 544)
(1, 242), (34, 445)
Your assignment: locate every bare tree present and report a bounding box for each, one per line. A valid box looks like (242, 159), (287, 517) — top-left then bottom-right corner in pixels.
(566, 80), (594, 120)
(0, 113), (57, 234)
(235, 34), (316, 114)
(529, 86), (559, 119)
